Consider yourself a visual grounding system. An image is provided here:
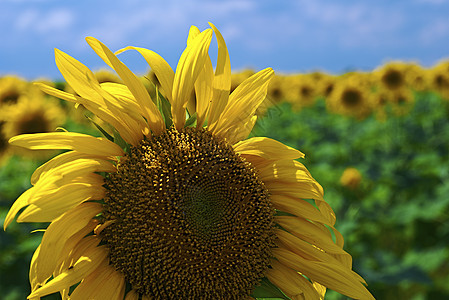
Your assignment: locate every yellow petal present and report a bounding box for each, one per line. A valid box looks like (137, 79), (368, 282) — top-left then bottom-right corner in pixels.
(272, 247), (375, 300)
(31, 151), (114, 185)
(54, 49), (103, 104)
(116, 47), (175, 104)
(125, 290), (139, 300)
(3, 187), (34, 229)
(275, 229), (357, 275)
(271, 194), (330, 225)
(172, 29), (213, 129)
(90, 83), (147, 145)
(17, 181), (105, 223)
(315, 200), (337, 227)
(86, 37), (165, 135)
(258, 159), (323, 193)
(234, 137), (304, 160)
(187, 25), (201, 44)
(28, 240), (108, 299)
(100, 82), (143, 115)
(275, 216), (348, 257)
(7, 169), (104, 227)
(266, 259), (321, 300)
(34, 82), (78, 103)
(185, 25), (202, 115)
(267, 181), (324, 204)
(32, 202), (102, 287)
(9, 132), (124, 157)
(212, 68), (274, 142)
(29, 245), (42, 292)
(227, 115), (258, 144)
(195, 54), (214, 128)
(312, 281), (327, 300)
(53, 220), (98, 277)
(71, 263), (125, 300)
(36, 82), (142, 145)
(208, 22), (231, 130)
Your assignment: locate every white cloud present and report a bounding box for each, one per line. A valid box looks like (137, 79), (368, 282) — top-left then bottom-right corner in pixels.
(81, 0), (256, 46)
(290, 1), (406, 48)
(14, 8), (74, 33)
(15, 9), (39, 30)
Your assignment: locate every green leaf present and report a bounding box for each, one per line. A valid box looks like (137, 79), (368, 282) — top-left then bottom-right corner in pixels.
(113, 129), (130, 153)
(85, 115), (114, 142)
(155, 85), (173, 129)
(185, 112), (197, 128)
(251, 278), (289, 299)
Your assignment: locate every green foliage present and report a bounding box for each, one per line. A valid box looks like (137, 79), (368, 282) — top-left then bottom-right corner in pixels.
(252, 93), (449, 299)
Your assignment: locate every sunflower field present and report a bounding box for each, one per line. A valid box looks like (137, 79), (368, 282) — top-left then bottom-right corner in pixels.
(1, 59), (449, 299)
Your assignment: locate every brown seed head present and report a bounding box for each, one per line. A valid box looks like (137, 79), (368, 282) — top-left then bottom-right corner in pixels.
(101, 127), (275, 299)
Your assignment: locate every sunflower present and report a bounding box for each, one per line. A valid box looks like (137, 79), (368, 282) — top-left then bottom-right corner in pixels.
(340, 167), (362, 190)
(404, 63), (430, 92)
(1, 91), (65, 139)
(285, 74), (318, 111)
(0, 83), (65, 158)
(315, 73), (337, 98)
(374, 62), (408, 92)
(327, 76), (373, 119)
(0, 75), (28, 106)
(429, 60), (449, 100)
(4, 23), (374, 299)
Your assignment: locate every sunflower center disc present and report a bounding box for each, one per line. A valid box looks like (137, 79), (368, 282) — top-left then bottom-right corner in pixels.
(342, 89), (361, 107)
(101, 127), (275, 299)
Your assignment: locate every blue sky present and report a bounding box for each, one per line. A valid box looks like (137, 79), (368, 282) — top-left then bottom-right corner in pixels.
(1, 0), (449, 80)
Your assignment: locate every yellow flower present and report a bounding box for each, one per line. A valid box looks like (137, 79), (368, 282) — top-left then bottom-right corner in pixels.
(0, 91), (65, 138)
(374, 62), (409, 92)
(405, 63), (430, 92)
(340, 167), (362, 190)
(327, 75), (374, 119)
(315, 73), (337, 98)
(429, 60), (449, 100)
(4, 23), (374, 299)
(267, 74), (287, 103)
(285, 74), (318, 111)
(0, 94), (65, 159)
(0, 75), (28, 107)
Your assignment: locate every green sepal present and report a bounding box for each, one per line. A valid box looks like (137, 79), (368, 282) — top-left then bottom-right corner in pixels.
(155, 85), (173, 129)
(85, 115), (114, 142)
(185, 112), (197, 128)
(113, 129), (130, 153)
(250, 277), (289, 299)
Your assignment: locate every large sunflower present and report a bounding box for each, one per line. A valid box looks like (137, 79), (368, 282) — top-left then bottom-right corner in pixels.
(4, 24), (374, 299)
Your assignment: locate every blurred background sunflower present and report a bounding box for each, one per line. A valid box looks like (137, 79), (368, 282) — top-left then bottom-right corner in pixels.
(1, 0), (449, 299)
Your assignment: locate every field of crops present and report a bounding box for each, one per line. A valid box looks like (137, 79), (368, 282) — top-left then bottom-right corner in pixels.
(1, 60), (449, 299)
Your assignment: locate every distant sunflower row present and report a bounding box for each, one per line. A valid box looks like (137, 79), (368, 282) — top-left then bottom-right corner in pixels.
(260, 59), (449, 119)
(1, 59), (448, 163)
